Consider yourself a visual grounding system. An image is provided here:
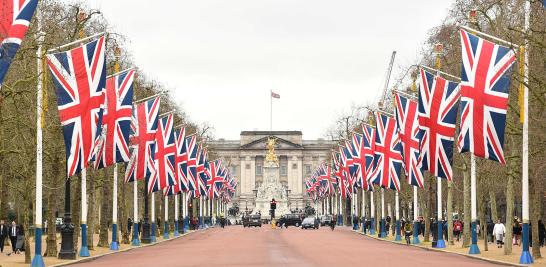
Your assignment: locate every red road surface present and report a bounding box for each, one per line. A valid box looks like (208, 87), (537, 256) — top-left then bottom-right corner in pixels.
(69, 226), (501, 267)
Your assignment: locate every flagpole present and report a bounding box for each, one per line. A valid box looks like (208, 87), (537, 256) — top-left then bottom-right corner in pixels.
(174, 194), (179, 236)
(164, 195), (170, 239)
(270, 90), (273, 132)
(110, 46), (121, 251)
(361, 189), (366, 234)
(131, 181), (140, 246)
(80, 168), (90, 256)
(32, 3), (46, 265)
(412, 187), (420, 244)
(394, 191), (401, 241)
(519, 0), (532, 264)
(380, 188), (386, 238)
(151, 192), (157, 242)
(370, 190), (375, 235)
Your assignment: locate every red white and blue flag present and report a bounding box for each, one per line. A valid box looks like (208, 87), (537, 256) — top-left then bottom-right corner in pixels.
(124, 97), (160, 182)
(417, 68), (460, 181)
(207, 160), (225, 199)
(185, 135), (199, 197)
(148, 114), (177, 193)
(362, 124), (376, 189)
(0, 0), (38, 87)
(394, 93), (424, 188)
(457, 29), (516, 164)
(164, 127), (187, 196)
(369, 112), (403, 191)
(196, 146), (210, 197)
(47, 36), (106, 177)
(94, 69), (134, 169)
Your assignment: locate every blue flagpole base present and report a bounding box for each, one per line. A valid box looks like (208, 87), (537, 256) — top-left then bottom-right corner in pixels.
(370, 218), (375, 235)
(80, 224), (90, 257)
(413, 222), (420, 244)
(395, 234), (402, 241)
(519, 250), (534, 265)
(436, 239), (446, 249)
(174, 220), (179, 236)
(31, 254), (45, 267)
(468, 243), (480, 254)
(412, 236), (420, 244)
(79, 246), (90, 257)
(131, 223), (140, 246)
(395, 220), (401, 241)
(353, 223), (358, 230)
(151, 222), (157, 243)
(380, 219), (386, 238)
(163, 222), (170, 239)
(109, 241), (119, 251)
(362, 221), (366, 234)
(184, 216), (189, 232)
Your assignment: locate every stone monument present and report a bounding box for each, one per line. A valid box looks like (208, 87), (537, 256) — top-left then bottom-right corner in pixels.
(254, 137), (289, 217)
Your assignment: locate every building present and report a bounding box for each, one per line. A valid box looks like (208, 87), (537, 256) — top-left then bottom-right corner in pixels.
(208, 131), (337, 214)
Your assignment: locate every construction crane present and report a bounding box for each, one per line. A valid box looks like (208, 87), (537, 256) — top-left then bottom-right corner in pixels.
(380, 51), (397, 107)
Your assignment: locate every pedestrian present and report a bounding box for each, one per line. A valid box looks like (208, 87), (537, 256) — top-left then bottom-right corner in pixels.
(127, 217), (133, 234)
(0, 219), (7, 253)
(138, 219), (143, 236)
(492, 219), (506, 248)
(8, 220), (20, 255)
(453, 220), (462, 242)
(513, 218), (521, 246)
(44, 220), (48, 234)
(404, 220), (412, 245)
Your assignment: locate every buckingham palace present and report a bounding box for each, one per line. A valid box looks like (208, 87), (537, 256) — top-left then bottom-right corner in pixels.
(208, 131), (337, 215)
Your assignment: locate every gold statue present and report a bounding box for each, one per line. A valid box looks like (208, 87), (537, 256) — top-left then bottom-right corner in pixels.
(265, 136), (279, 165)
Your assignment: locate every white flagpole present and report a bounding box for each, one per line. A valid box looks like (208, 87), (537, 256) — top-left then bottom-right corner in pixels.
(380, 188), (385, 237)
(110, 164), (119, 250)
(270, 90), (272, 131)
(370, 190), (375, 235)
(437, 177), (446, 247)
(163, 195), (169, 239)
(395, 191), (401, 241)
(413, 186), (420, 244)
(520, 3), (532, 264)
(131, 181), (140, 246)
(151, 192), (156, 242)
(174, 194), (179, 236)
(80, 168), (90, 256)
(32, 4), (45, 264)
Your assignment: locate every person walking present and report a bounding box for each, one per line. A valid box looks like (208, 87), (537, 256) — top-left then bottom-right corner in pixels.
(0, 220), (7, 253)
(8, 220), (19, 255)
(513, 218), (521, 246)
(538, 220), (545, 247)
(453, 220), (462, 242)
(404, 220), (412, 245)
(127, 217), (133, 234)
(492, 219), (506, 248)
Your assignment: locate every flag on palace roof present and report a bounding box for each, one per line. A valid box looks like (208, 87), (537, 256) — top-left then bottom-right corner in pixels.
(47, 36), (106, 177)
(457, 29), (516, 164)
(0, 0), (38, 87)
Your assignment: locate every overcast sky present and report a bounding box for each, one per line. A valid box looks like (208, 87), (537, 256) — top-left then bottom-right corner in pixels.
(75, 0), (452, 140)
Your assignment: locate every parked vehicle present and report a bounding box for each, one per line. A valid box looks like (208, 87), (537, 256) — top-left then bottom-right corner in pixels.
(248, 214), (262, 227)
(302, 217), (320, 229)
(276, 214), (302, 228)
(320, 215), (332, 226)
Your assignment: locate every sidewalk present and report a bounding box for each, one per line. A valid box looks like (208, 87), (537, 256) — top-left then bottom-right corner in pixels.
(0, 228), (198, 267)
(353, 228), (546, 266)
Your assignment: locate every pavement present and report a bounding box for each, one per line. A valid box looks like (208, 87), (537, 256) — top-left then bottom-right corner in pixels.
(66, 226), (504, 267)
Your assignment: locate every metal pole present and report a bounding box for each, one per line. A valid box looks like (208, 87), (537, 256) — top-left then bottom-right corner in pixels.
(370, 190), (375, 235)
(520, 2), (532, 264)
(413, 187), (420, 244)
(174, 194), (179, 236)
(437, 177), (446, 248)
(80, 168), (90, 256)
(151, 192), (156, 242)
(395, 191), (401, 241)
(131, 181), (140, 246)
(270, 90), (272, 131)
(163, 195), (169, 239)
(380, 188), (386, 238)
(110, 164), (119, 250)
(32, 4), (45, 265)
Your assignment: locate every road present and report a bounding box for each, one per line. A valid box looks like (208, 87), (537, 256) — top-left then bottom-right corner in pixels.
(69, 226), (501, 267)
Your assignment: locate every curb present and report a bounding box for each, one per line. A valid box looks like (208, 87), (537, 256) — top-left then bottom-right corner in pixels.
(51, 228), (206, 267)
(352, 230), (520, 267)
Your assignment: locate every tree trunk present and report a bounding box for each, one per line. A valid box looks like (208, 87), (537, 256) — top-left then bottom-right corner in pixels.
(87, 172), (96, 250)
(504, 156), (515, 255)
(463, 161), (471, 248)
(72, 175), (81, 251)
(45, 178), (58, 257)
(447, 180), (454, 245)
(480, 192), (488, 251)
(97, 170), (110, 248)
(424, 176), (433, 243)
(531, 170), (542, 258)
(489, 191), (498, 223)
(24, 198), (31, 264)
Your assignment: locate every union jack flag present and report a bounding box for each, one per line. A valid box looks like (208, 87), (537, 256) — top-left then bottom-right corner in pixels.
(457, 29), (516, 164)
(0, 0), (37, 87)
(317, 162), (335, 196)
(394, 93), (424, 188)
(417, 68), (460, 181)
(196, 146), (210, 197)
(164, 127), (187, 196)
(47, 36), (106, 177)
(148, 114), (177, 193)
(207, 160), (225, 199)
(94, 69), (134, 169)
(185, 135), (199, 197)
(344, 140), (359, 189)
(369, 112), (403, 191)
(124, 97), (160, 182)
(351, 132), (374, 191)
(362, 124), (376, 188)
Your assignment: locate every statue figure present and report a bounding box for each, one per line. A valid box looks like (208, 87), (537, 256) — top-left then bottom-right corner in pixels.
(265, 136), (279, 166)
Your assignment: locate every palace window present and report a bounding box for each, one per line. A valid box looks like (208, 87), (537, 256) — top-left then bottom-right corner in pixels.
(256, 164), (263, 176)
(305, 164), (311, 175)
(280, 165), (287, 176)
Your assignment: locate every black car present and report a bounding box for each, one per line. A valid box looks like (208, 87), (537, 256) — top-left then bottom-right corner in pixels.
(320, 215), (332, 226)
(276, 214), (302, 228)
(247, 214), (262, 227)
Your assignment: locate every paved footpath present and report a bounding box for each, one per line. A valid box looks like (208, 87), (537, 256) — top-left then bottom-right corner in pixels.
(69, 226), (502, 267)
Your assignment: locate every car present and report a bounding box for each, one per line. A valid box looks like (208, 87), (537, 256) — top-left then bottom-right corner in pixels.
(320, 215), (332, 226)
(276, 214), (302, 228)
(247, 214), (262, 227)
(302, 217), (320, 229)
